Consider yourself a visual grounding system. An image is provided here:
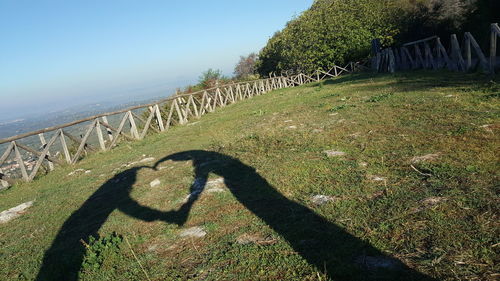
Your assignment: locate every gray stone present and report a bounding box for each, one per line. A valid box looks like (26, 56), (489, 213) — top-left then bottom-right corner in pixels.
(139, 157), (156, 163)
(355, 255), (400, 270)
(367, 175), (386, 182)
(0, 180), (10, 191)
(0, 201), (35, 223)
(179, 226), (207, 238)
(410, 153), (441, 164)
(323, 150), (346, 157)
(311, 195), (338, 206)
(150, 179), (161, 188)
(236, 233), (277, 245)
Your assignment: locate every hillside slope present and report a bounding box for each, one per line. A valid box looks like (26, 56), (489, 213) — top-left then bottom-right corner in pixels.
(0, 71), (499, 280)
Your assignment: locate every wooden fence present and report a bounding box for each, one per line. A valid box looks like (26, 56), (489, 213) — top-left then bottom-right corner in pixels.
(0, 63), (366, 185)
(373, 23), (500, 74)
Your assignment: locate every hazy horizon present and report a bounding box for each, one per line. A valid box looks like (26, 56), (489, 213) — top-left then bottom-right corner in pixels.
(0, 0), (313, 122)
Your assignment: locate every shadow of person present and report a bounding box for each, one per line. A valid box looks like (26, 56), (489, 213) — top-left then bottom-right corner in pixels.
(157, 150), (435, 281)
(35, 165), (186, 281)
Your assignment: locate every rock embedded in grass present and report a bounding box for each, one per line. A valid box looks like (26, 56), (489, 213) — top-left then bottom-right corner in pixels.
(311, 195), (338, 206)
(366, 175), (386, 182)
(236, 233), (277, 245)
(323, 150), (346, 157)
(179, 226), (207, 238)
(0, 201), (34, 223)
(410, 153), (441, 164)
(150, 179), (161, 188)
(0, 180), (10, 191)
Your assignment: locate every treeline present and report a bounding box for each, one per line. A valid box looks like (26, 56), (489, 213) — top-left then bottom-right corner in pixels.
(255, 0), (500, 76)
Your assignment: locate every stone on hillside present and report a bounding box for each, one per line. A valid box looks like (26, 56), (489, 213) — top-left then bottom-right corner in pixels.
(139, 157), (155, 163)
(329, 113), (339, 116)
(311, 195), (338, 206)
(206, 178), (224, 188)
(410, 197), (447, 213)
(206, 187), (225, 193)
(284, 120), (293, 123)
(0, 180), (10, 191)
(312, 129), (323, 133)
(180, 226), (206, 238)
(236, 233), (277, 245)
(359, 161), (368, 168)
(0, 201), (34, 224)
(287, 125), (297, 129)
(410, 153), (441, 164)
(355, 255), (400, 270)
(367, 175), (386, 182)
(150, 179), (161, 188)
(68, 169), (91, 176)
(323, 150), (346, 157)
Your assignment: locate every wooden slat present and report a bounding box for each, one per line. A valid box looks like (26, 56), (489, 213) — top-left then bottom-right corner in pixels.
(139, 109), (155, 139)
(95, 120), (106, 151)
(72, 120), (97, 164)
(131, 111), (160, 135)
(101, 116), (113, 141)
(99, 120), (135, 141)
(0, 142), (14, 166)
(127, 111), (140, 139)
(62, 130), (97, 152)
(153, 104), (165, 132)
(16, 142), (64, 166)
(465, 32), (488, 71)
(13, 142), (29, 181)
(107, 113), (129, 150)
(38, 133), (54, 171)
(29, 131), (59, 181)
(490, 23), (499, 74)
(59, 129), (72, 163)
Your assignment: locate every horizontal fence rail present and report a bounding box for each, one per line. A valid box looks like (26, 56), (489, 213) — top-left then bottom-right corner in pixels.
(373, 23), (500, 74)
(0, 62), (367, 184)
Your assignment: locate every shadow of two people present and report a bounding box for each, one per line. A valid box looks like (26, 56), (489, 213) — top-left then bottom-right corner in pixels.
(36, 150), (434, 281)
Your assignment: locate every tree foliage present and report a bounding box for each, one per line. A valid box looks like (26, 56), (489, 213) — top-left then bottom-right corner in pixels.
(256, 0), (499, 76)
(234, 53), (258, 79)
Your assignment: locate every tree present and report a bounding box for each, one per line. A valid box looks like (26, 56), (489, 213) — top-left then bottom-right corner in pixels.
(198, 69), (223, 89)
(234, 53), (258, 79)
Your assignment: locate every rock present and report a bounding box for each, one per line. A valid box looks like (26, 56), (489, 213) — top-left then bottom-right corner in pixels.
(367, 175), (386, 182)
(0, 201), (35, 223)
(84, 170), (92, 174)
(410, 153), (441, 164)
(0, 180), (10, 191)
(179, 226), (206, 238)
(236, 233), (277, 245)
(206, 178), (224, 188)
(311, 195), (338, 206)
(287, 125), (297, 129)
(312, 129), (323, 133)
(284, 120), (293, 123)
(323, 150), (346, 157)
(410, 197), (447, 213)
(68, 169), (85, 176)
(150, 179), (161, 188)
(359, 162), (368, 168)
(207, 187), (225, 193)
(329, 113), (339, 116)
(355, 255), (400, 270)
(139, 157), (155, 163)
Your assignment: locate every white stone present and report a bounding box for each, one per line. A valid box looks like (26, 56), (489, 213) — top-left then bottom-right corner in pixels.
(68, 169), (85, 176)
(179, 226), (207, 238)
(0, 180), (10, 191)
(0, 201), (35, 223)
(323, 150), (346, 157)
(410, 153), (441, 164)
(287, 125), (297, 129)
(150, 179), (161, 188)
(311, 195), (338, 206)
(139, 157), (155, 163)
(284, 120), (293, 123)
(367, 175), (386, 182)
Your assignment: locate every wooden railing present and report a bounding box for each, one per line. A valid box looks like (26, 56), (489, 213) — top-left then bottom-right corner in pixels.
(0, 62), (366, 185)
(373, 23), (500, 74)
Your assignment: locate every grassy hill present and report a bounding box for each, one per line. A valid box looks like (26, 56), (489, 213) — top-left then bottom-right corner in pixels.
(0, 71), (498, 280)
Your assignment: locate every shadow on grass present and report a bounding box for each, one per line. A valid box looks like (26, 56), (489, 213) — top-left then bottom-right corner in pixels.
(37, 151), (435, 280)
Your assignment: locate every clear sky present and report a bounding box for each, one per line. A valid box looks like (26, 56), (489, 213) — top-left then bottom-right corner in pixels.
(0, 0), (312, 121)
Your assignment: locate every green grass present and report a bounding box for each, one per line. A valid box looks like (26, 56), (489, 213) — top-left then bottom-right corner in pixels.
(0, 71), (499, 280)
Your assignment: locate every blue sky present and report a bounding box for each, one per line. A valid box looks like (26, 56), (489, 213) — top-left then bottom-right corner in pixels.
(0, 0), (312, 120)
